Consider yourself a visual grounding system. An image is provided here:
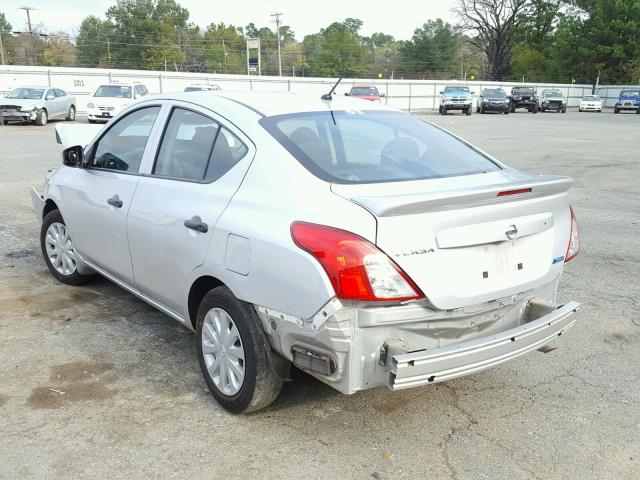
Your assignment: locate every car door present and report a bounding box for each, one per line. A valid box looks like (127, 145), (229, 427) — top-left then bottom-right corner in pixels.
(44, 89), (60, 118)
(127, 103), (254, 315)
(55, 89), (70, 116)
(60, 105), (163, 285)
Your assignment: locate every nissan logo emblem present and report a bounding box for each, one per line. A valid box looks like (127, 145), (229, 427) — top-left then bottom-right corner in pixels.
(505, 225), (518, 240)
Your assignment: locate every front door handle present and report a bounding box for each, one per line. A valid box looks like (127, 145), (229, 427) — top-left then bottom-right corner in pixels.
(107, 195), (123, 208)
(184, 216), (208, 233)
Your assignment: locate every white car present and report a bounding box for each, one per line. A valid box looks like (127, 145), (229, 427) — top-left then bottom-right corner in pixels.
(579, 95), (603, 112)
(32, 91), (580, 413)
(86, 82), (149, 123)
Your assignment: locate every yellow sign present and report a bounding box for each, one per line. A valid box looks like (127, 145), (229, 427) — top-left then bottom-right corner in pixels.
(470, 74), (475, 80)
(377, 73), (383, 78)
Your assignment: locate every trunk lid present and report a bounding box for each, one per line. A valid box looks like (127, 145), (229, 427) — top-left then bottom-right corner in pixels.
(332, 171), (573, 310)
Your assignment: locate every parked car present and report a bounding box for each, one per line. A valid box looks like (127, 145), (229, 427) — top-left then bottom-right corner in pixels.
(86, 82), (149, 123)
(345, 85), (384, 102)
(32, 92), (580, 413)
(613, 89), (640, 114)
(539, 89), (567, 113)
(0, 86), (76, 126)
(578, 95), (603, 112)
(476, 88), (510, 114)
(439, 85), (474, 115)
(184, 84), (221, 92)
(509, 86), (539, 113)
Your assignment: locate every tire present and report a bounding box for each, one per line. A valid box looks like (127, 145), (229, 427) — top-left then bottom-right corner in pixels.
(438, 105), (442, 114)
(510, 106), (516, 113)
(65, 105), (76, 121)
(541, 106), (546, 112)
(614, 107), (620, 114)
(441, 107), (448, 116)
(480, 105), (485, 114)
(504, 110), (509, 115)
(196, 286), (283, 413)
(532, 105), (538, 114)
(562, 106), (567, 113)
(34, 109), (47, 126)
(466, 107), (472, 116)
(40, 209), (95, 286)
(636, 109), (640, 115)
(88, 119), (96, 124)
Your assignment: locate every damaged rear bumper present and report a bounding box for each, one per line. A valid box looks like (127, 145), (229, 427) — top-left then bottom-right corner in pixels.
(384, 299), (579, 390)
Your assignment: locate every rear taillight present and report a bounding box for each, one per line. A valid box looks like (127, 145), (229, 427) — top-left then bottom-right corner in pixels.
(290, 221), (424, 302)
(565, 207), (580, 262)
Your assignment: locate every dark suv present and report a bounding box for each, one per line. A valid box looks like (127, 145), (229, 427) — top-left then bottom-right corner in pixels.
(476, 88), (510, 114)
(509, 86), (539, 113)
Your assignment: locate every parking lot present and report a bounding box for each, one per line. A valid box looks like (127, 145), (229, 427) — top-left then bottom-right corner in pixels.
(1, 110), (639, 480)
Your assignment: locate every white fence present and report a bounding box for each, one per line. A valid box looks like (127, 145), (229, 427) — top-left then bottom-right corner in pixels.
(0, 65), (629, 113)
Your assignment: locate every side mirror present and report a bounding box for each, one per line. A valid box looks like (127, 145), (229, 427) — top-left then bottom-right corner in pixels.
(380, 93), (386, 97)
(46, 94), (55, 100)
(344, 92), (350, 96)
(62, 145), (84, 167)
(471, 91), (476, 95)
(439, 91), (444, 94)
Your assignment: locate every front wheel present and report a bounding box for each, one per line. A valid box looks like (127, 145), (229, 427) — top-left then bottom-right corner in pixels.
(40, 209), (95, 285)
(34, 109), (47, 126)
(197, 286), (283, 413)
(66, 106), (76, 121)
(614, 107), (620, 114)
(441, 107), (448, 116)
(465, 107), (472, 116)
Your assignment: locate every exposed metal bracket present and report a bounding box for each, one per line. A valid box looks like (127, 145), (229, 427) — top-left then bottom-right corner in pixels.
(311, 297), (343, 331)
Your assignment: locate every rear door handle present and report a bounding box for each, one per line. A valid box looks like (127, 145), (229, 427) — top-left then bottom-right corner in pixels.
(184, 216), (208, 233)
(107, 195), (123, 208)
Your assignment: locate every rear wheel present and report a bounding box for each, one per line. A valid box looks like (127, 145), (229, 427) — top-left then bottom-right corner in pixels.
(196, 286), (283, 413)
(40, 209), (95, 286)
(34, 109), (47, 126)
(614, 107), (620, 114)
(65, 106), (76, 121)
(532, 104), (538, 114)
(561, 106), (567, 113)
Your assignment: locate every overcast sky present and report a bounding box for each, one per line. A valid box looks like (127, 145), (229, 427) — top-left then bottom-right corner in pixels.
(3, 0), (458, 40)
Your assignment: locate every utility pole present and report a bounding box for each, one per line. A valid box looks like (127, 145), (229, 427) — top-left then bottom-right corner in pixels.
(20, 6), (37, 65)
(0, 31), (5, 65)
(271, 12), (283, 77)
(106, 37), (111, 68)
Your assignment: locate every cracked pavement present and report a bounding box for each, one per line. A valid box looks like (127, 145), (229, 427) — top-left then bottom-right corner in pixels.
(1, 111), (639, 479)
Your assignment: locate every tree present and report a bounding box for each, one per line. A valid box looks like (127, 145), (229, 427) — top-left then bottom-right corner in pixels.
(455, 0), (535, 80)
(398, 19), (460, 78)
(43, 33), (77, 66)
(303, 19), (370, 77)
(551, 0), (640, 84)
(0, 12), (11, 32)
(104, 0), (189, 70)
(77, 16), (114, 67)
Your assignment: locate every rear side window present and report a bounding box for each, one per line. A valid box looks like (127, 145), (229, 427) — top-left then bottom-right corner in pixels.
(55, 89), (66, 97)
(91, 107), (160, 172)
(260, 110), (500, 184)
(153, 108), (247, 182)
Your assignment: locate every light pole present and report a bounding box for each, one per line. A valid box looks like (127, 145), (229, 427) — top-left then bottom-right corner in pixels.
(271, 12), (282, 77)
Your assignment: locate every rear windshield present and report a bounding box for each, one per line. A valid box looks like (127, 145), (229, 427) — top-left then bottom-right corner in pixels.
(94, 85), (132, 98)
(260, 110), (501, 184)
(513, 88), (534, 94)
(351, 87), (379, 96)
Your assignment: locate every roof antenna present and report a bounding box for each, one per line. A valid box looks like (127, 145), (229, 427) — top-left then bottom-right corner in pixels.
(321, 77), (342, 101)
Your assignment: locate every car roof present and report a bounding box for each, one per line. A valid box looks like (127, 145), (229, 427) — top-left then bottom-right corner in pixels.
(155, 91), (397, 117)
(11, 85), (50, 89)
(351, 85), (378, 88)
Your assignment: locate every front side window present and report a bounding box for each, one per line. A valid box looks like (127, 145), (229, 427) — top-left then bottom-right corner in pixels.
(153, 108), (248, 182)
(94, 85), (132, 98)
(261, 110), (500, 184)
(6, 88), (44, 99)
(91, 107), (160, 172)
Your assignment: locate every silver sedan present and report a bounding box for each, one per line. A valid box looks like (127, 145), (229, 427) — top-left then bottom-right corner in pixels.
(1, 86), (76, 126)
(31, 91), (580, 413)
